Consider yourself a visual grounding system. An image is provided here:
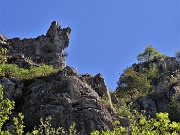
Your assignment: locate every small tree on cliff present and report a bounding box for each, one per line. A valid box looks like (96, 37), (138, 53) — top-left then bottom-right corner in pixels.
(137, 45), (167, 62)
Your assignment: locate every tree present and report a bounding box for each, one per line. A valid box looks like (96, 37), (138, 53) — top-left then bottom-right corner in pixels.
(117, 67), (151, 100)
(137, 45), (167, 62)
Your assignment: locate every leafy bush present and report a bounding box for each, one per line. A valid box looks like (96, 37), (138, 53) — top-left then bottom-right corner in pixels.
(91, 99), (180, 135)
(0, 63), (56, 79)
(145, 63), (158, 80)
(0, 48), (58, 79)
(0, 85), (14, 134)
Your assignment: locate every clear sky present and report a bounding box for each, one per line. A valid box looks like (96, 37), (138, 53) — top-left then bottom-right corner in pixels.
(0, 0), (180, 90)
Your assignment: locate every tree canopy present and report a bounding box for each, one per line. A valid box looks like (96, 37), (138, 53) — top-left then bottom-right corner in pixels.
(117, 67), (151, 100)
(137, 45), (167, 62)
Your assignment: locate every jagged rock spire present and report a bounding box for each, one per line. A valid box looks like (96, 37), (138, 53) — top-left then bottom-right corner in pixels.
(46, 21), (61, 38)
(5, 21), (71, 68)
(46, 21), (71, 52)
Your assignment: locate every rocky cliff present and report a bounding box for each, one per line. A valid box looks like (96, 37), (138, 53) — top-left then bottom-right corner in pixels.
(0, 21), (114, 135)
(1, 21), (180, 134)
(115, 56), (180, 121)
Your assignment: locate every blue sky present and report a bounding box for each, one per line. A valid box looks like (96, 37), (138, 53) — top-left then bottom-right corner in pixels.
(0, 0), (180, 90)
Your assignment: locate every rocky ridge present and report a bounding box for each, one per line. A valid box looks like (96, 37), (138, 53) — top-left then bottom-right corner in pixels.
(1, 21), (180, 134)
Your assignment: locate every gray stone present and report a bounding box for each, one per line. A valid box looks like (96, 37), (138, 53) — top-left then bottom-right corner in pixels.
(21, 67), (113, 134)
(138, 96), (157, 117)
(2, 21), (71, 68)
(82, 73), (115, 114)
(0, 77), (16, 100)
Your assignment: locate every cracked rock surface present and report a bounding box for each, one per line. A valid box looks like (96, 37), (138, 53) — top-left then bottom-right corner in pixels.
(21, 66), (113, 134)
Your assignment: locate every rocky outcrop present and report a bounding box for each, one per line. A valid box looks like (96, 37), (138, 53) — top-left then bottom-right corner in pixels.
(0, 21), (115, 134)
(82, 73), (115, 114)
(1, 21), (71, 68)
(125, 57), (180, 121)
(0, 67), (114, 134)
(138, 96), (157, 117)
(0, 77), (24, 103)
(21, 67), (113, 134)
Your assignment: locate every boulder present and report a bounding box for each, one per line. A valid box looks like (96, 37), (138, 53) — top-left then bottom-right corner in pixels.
(0, 77), (24, 104)
(138, 96), (157, 117)
(0, 77), (16, 100)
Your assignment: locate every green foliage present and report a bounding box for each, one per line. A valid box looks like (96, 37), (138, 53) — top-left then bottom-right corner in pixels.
(0, 63), (56, 79)
(12, 113), (25, 135)
(117, 67), (151, 100)
(117, 99), (132, 118)
(137, 45), (167, 62)
(0, 85), (15, 134)
(131, 112), (180, 135)
(101, 96), (111, 107)
(37, 117), (66, 135)
(91, 98), (180, 135)
(0, 48), (8, 64)
(33, 117), (76, 135)
(0, 48), (58, 79)
(145, 63), (158, 80)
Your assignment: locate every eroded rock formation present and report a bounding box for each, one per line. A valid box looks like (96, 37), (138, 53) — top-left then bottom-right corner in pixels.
(0, 21), (114, 135)
(21, 66), (113, 134)
(1, 21), (70, 68)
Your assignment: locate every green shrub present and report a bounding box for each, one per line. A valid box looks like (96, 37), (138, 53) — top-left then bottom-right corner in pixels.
(117, 67), (151, 100)
(91, 99), (180, 135)
(145, 63), (158, 80)
(0, 63), (57, 79)
(0, 84), (14, 134)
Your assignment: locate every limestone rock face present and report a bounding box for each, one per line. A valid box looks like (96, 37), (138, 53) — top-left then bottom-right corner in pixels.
(21, 67), (113, 134)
